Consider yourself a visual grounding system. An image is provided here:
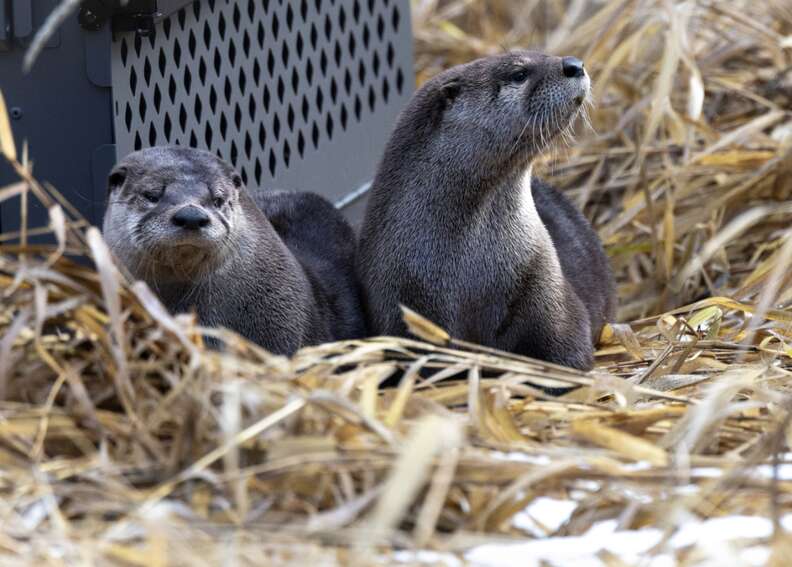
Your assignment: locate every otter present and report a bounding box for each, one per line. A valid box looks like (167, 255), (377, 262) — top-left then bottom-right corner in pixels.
(356, 51), (616, 370)
(103, 146), (365, 355)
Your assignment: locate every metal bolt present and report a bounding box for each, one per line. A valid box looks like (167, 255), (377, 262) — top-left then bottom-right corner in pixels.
(78, 7), (103, 31)
(10, 107), (22, 120)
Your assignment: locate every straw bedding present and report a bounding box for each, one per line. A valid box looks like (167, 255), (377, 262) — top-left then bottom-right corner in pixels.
(1, 0), (792, 564)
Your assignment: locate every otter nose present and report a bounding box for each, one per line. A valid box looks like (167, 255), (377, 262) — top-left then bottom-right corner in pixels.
(172, 206), (210, 230)
(562, 56), (585, 78)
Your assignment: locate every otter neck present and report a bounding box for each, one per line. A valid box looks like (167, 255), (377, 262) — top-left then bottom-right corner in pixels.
(442, 163), (564, 278)
(498, 167), (567, 291)
(506, 167), (560, 251)
(417, 158), (544, 234)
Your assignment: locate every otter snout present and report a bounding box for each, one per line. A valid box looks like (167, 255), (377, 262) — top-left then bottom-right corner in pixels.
(561, 56), (585, 79)
(558, 55), (589, 106)
(172, 205), (211, 230)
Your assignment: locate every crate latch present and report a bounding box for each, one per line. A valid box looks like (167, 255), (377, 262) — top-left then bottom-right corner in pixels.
(78, 0), (158, 37)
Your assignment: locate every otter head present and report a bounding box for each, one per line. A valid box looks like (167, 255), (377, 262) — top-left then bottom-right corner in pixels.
(418, 50), (591, 173)
(102, 146), (246, 285)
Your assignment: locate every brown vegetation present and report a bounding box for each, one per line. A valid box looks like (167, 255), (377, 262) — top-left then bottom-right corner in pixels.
(1, 0), (792, 564)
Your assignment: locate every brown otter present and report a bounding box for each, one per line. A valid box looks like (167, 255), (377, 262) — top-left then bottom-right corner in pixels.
(103, 146), (365, 354)
(356, 51), (615, 370)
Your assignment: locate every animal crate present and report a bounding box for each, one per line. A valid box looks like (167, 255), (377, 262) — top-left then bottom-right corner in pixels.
(0, 0), (414, 234)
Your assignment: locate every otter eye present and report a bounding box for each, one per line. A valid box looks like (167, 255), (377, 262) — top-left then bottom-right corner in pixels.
(142, 191), (160, 203)
(213, 197), (225, 208)
(508, 68), (530, 83)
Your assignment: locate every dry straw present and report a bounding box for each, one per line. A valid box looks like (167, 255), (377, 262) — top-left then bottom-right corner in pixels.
(2, 0), (792, 564)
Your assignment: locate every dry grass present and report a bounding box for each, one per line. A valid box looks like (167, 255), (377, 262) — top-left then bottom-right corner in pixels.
(2, 0), (792, 564)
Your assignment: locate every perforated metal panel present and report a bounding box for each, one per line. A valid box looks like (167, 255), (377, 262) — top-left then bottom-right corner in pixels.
(110, 0), (414, 214)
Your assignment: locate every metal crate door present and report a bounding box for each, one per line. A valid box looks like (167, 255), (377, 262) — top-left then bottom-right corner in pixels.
(110, 0), (413, 222)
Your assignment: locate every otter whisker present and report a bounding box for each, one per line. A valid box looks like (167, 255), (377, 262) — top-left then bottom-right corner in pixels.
(539, 105), (550, 152)
(175, 252), (208, 307)
(510, 114), (535, 158)
(579, 99), (596, 135)
(558, 107), (578, 148)
(550, 106), (565, 148)
(538, 109), (549, 153)
(216, 213), (231, 233)
(544, 106), (564, 176)
(146, 262), (161, 297)
(528, 111), (541, 155)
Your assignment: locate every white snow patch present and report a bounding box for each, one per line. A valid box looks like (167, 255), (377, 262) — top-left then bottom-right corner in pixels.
(668, 515), (772, 547)
(392, 550), (463, 566)
(754, 464), (792, 480)
(621, 461), (654, 472)
(513, 497), (578, 536)
(487, 451), (552, 466)
(466, 515), (786, 567)
(466, 526), (663, 567)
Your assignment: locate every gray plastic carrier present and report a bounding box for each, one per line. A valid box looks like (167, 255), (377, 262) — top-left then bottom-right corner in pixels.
(0, 0), (414, 233)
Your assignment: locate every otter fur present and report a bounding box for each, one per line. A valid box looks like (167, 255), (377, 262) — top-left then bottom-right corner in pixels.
(356, 51), (615, 370)
(103, 146), (365, 354)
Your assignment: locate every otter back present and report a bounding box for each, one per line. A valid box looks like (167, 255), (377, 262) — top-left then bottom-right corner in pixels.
(532, 178), (615, 342)
(255, 190), (367, 341)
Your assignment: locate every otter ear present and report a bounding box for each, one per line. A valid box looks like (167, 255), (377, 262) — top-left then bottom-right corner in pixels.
(434, 79), (461, 118)
(442, 80), (461, 102)
(107, 167), (127, 194)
